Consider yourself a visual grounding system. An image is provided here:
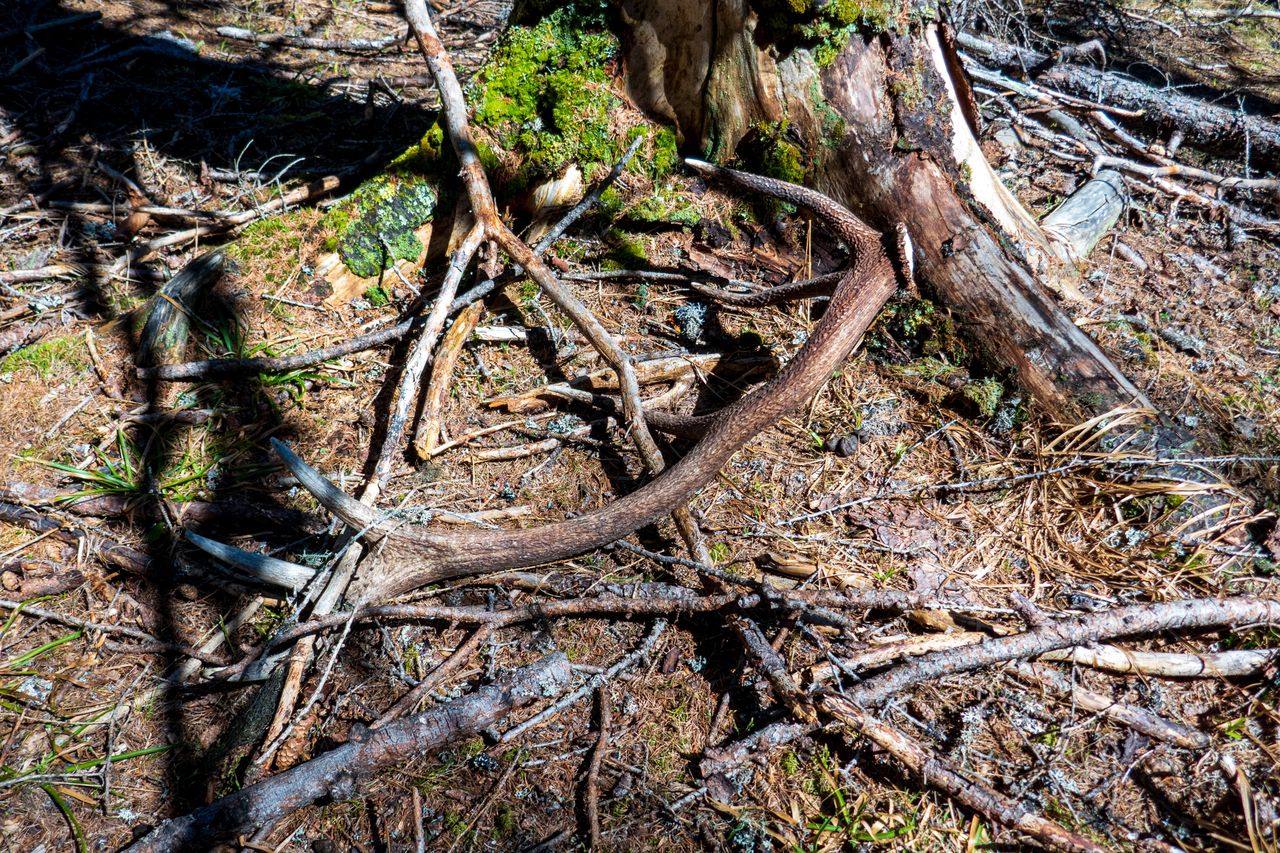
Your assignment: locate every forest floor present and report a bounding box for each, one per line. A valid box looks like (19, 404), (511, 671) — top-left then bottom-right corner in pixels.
(1, 1), (1279, 851)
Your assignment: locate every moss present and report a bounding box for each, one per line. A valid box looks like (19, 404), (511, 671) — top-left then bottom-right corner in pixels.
(363, 285), (391, 307)
(230, 213), (305, 265)
(962, 378), (1004, 417)
(756, 0), (905, 66)
(831, 0), (900, 30)
(603, 230), (649, 269)
(739, 120), (806, 215)
(597, 186), (625, 220)
(0, 334), (87, 379)
(649, 126), (680, 178)
(870, 297), (967, 362)
(331, 167), (439, 278)
(510, 0), (612, 28)
(629, 180), (701, 226)
(759, 123), (806, 184)
(889, 56), (928, 112)
(810, 79), (847, 146)
(493, 804), (517, 836)
(468, 9), (624, 190)
(898, 356), (962, 383)
(320, 125), (452, 278)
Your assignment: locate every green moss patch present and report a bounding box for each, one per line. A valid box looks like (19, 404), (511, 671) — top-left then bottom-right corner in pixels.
(467, 9), (671, 191)
(0, 334), (88, 380)
(755, 0), (907, 65)
(739, 120), (807, 215)
(628, 180), (701, 227)
(962, 378), (1004, 417)
(319, 126), (451, 279)
(326, 168), (439, 279)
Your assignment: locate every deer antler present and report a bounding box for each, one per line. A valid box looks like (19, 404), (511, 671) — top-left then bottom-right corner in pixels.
(265, 163), (897, 602)
(193, 0), (899, 604)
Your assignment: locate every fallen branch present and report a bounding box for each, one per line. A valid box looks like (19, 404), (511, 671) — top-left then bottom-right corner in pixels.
(821, 694), (1109, 853)
(0, 598), (226, 664)
(583, 688), (611, 849)
(216, 24), (409, 52)
(1008, 662), (1208, 750)
(732, 616), (815, 723)
(413, 299), (485, 458)
(1039, 643), (1275, 677)
(500, 620), (667, 743)
(136, 288), (479, 381)
(844, 597), (1280, 707)
(0, 500), (151, 575)
(372, 625), (496, 727)
(208, 587), (732, 681)
(108, 177), (342, 275)
(123, 654), (571, 853)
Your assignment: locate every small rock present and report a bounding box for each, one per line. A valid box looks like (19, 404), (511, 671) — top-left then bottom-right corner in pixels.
(611, 772), (633, 799)
(823, 435), (858, 457)
(17, 675), (53, 702)
(993, 126), (1022, 158)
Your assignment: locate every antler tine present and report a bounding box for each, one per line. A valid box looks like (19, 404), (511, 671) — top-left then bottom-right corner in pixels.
(271, 438), (383, 536)
(186, 531), (318, 590)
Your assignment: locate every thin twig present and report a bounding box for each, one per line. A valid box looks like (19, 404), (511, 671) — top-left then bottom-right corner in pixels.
(373, 625), (496, 727)
(584, 687), (611, 849)
(822, 695), (1109, 853)
(0, 598), (227, 664)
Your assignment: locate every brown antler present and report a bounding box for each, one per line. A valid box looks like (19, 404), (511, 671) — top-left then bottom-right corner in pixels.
(191, 0), (898, 603)
(273, 162), (897, 602)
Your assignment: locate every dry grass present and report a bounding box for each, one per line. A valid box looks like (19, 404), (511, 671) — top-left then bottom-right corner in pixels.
(0, 1), (1278, 851)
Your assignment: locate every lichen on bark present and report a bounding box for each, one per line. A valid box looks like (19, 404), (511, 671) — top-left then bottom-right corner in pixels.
(324, 126), (447, 278)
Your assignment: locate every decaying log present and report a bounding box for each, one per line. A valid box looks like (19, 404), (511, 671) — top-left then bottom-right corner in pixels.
(1041, 170), (1127, 265)
(619, 2), (1148, 422)
(124, 654), (572, 853)
(958, 32), (1280, 169)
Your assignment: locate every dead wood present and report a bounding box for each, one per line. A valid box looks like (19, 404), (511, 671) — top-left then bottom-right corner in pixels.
(0, 481), (320, 537)
(583, 688), (611, 849)
(500, 621), (667, 744)
(618, 2), (1148, 421)
(0, 598), (227, 664)
(958, 32), (1280, 169)
(731, 615), (816, 723)
(0, 499), (151, 575)
(372, 625), (496, 727)
(123, 653), (572, 853)
(1009, 662), (1209, 750)
(413, 299), (484, 457)
(821, 694), (1110, 853)
(216, 24), (409, 52)
(842, 596), (1280, 707)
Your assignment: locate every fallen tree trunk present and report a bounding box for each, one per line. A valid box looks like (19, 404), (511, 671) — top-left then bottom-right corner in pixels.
(958, 31), (1280, 169)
